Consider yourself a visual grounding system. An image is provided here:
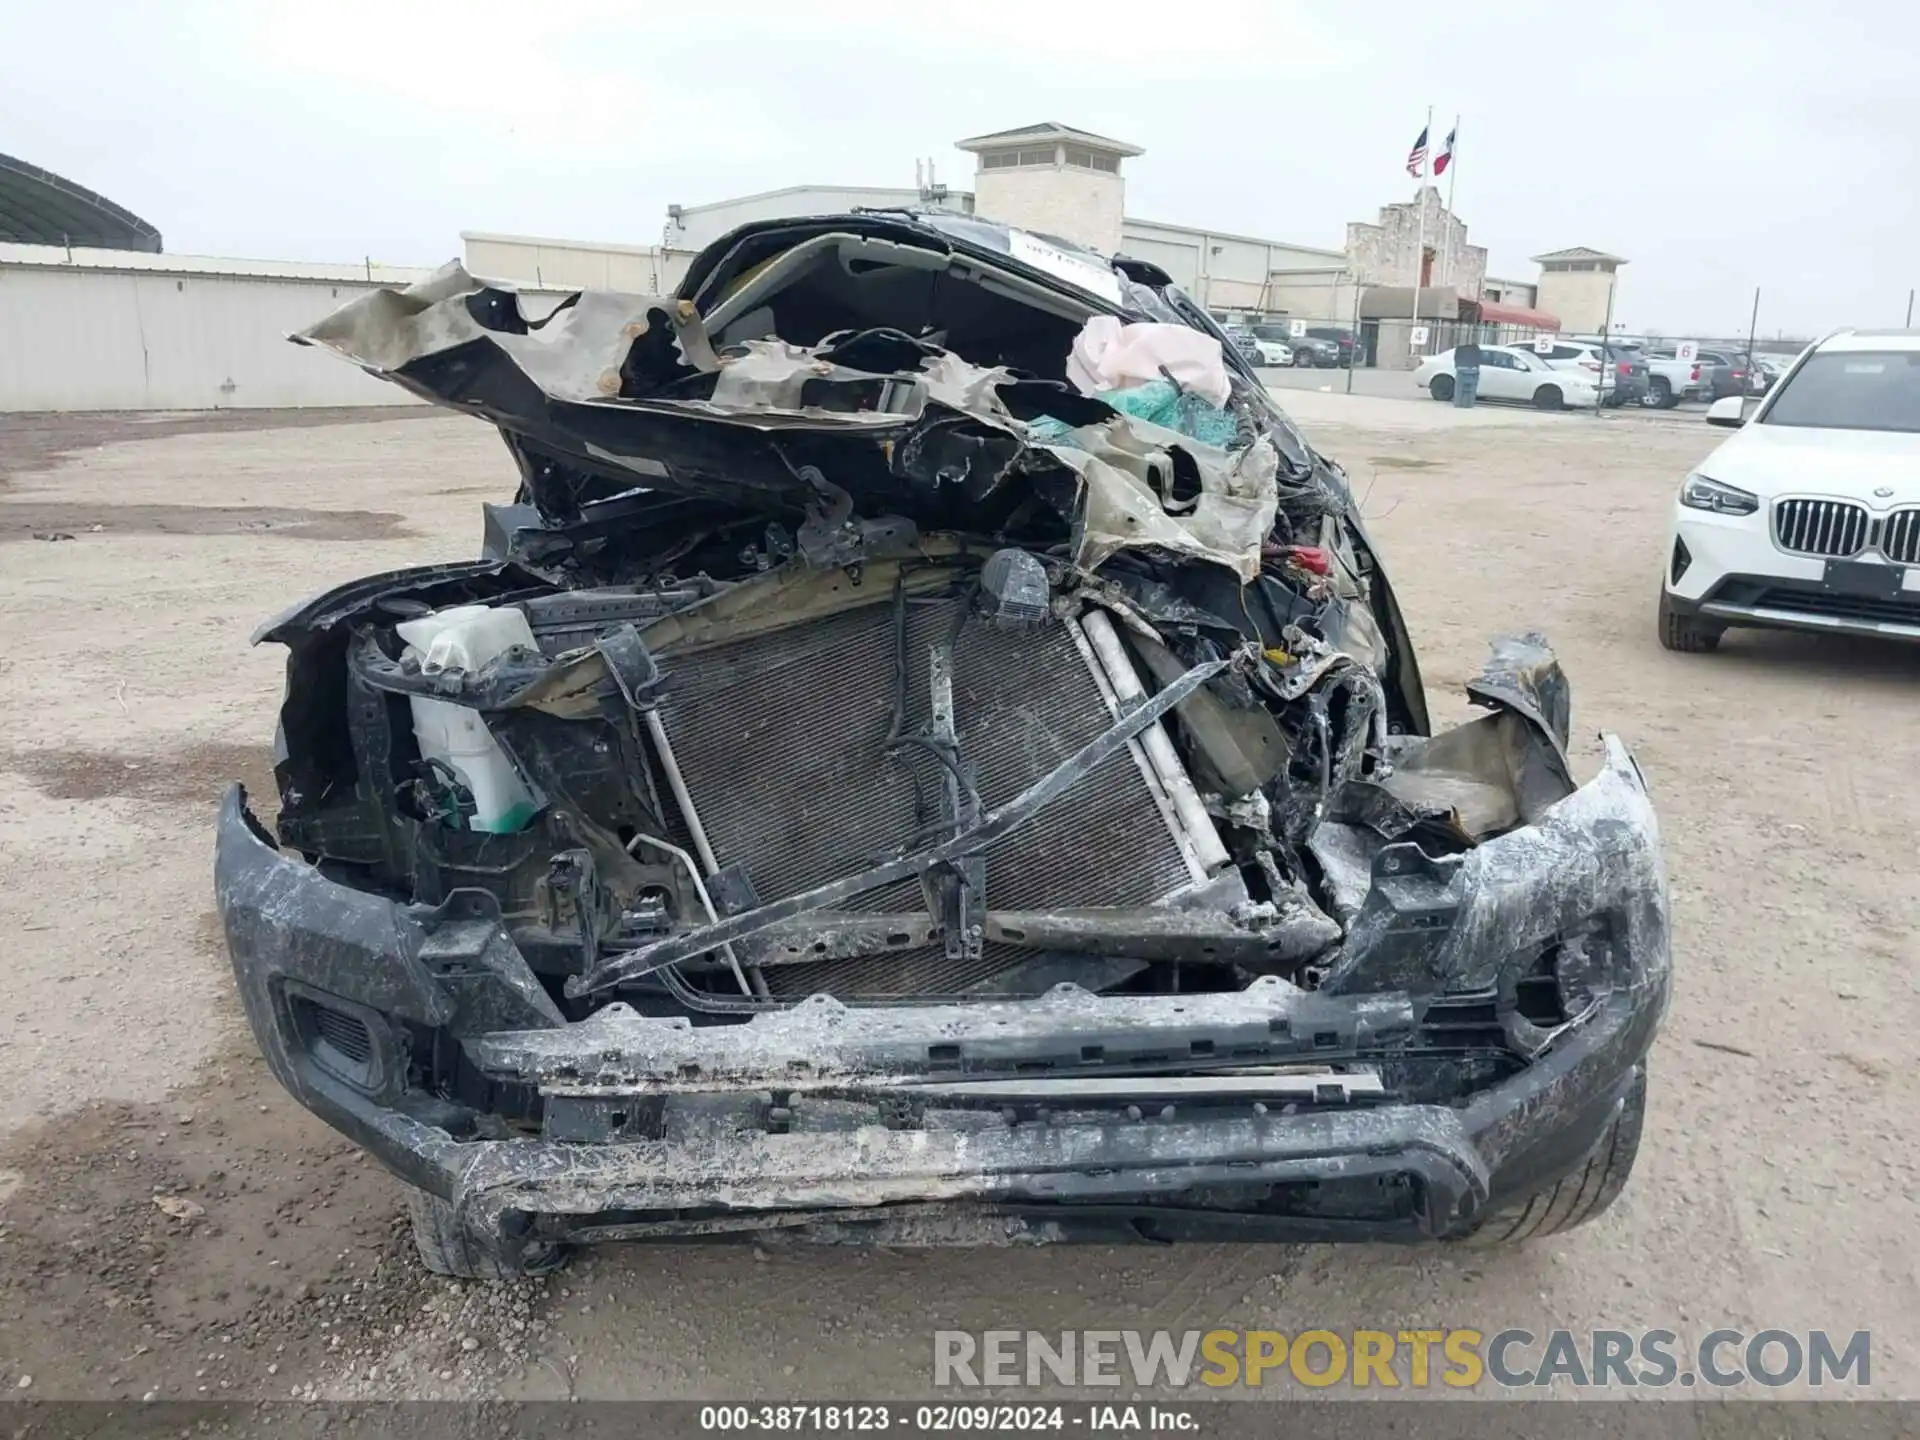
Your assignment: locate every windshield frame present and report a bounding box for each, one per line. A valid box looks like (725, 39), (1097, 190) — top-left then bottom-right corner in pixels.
(1756, 348), (1920, 435)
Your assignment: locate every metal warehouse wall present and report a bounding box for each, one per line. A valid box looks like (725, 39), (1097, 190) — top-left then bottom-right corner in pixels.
(462, 231), (689, 294)
(0, 262), (422, 411)
(659, 186), (956, 253)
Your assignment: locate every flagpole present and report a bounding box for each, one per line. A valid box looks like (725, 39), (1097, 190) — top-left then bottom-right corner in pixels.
(1440, 115), (1459, 288)
(1411, 105), (1431, 348)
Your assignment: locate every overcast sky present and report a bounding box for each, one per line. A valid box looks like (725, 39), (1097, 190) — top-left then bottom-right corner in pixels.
(6, 1), (1915, 336)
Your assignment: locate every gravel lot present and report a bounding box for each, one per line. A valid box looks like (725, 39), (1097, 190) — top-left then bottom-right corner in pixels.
(1, 396), (1915, 1403)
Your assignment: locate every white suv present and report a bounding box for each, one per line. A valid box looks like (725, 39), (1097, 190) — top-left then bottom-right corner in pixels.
(1657, 329), (1920, 651)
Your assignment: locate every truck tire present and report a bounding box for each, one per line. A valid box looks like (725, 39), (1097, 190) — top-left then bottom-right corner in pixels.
(1532, 384), (1563, 410)
(1641, 378), (1673, 409)
(407, 1188), (566, 1281)
(1658, 589), (1723, 652)
(1429, 375), (1455, 402)
(1458, 1070), (1646, 1246)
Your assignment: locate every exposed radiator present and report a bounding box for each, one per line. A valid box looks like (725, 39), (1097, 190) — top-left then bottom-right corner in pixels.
(652, 596), (1201, 998)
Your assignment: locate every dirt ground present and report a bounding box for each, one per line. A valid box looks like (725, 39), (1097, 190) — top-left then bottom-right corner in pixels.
(1, 397), (1916, 1404)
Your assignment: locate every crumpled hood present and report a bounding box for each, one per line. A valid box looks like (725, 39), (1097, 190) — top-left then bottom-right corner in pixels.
(292, 261), (1279, 581)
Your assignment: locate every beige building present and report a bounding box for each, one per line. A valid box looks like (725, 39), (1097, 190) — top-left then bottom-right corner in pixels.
(954, 122), (1141, 255)
(1532, 247), (1626, 333)
(1483, 275), (1539, 308)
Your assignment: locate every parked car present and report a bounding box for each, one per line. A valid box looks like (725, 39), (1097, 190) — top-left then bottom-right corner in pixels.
(1695, 349), (1759, 401)
(1562, 338), (1652, 407)
(1691, 351), (1732, 399)
(1220, 324), (1263, 365)
(1658, 329), (1920, 651)
(1415, 344), (1609, 409)
(1304, 326), (1360, 367)
(223, 210), (1668, 1276)
(1247, 323), (1295, 367)
(1639, 348), (1713, 409)
(1285, 333), (1344, 368)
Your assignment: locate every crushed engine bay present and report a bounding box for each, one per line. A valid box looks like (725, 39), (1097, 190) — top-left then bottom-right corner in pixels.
(262, 213), (1605, 1021)
(214, 214), (1670, 1263)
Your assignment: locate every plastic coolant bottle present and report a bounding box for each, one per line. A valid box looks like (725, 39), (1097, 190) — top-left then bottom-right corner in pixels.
(394, 604), (540, 834)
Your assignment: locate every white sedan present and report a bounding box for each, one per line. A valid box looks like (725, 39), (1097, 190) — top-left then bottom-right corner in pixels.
(1413, 345), (1607, 410)
(1658, 329), (1920, 650)
(1250, 336), (1294, 367)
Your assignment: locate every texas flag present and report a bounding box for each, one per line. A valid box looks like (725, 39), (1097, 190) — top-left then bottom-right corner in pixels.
(1434, 124), (1458, 176)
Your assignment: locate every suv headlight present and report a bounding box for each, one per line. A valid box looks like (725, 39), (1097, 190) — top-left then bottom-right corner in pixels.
(1679, 473), (1758, 515)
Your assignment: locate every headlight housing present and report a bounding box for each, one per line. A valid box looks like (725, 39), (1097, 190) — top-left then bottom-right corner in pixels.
(1679, 473), (1758, 515)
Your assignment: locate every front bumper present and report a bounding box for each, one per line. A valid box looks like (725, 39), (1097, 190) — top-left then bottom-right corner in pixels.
(215, 738), (1668, 1254)
(1665, 571), (1920, 642)
(1666, 505), (1920, 640)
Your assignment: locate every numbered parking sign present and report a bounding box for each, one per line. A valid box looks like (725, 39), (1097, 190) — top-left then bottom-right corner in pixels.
(1410, 326), (1430, 348)
(1533, 334), (1556, 354)
(1676, 341), (1699, 363)
(1289, 319), (1307, 339)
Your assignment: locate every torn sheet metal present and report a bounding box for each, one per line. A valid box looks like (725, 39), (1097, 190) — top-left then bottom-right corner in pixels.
(1306, 634), (1591, 932)
(1462, 630), (1576, 806)
(1311, 633), (1582, 869)
(1369, 632), (1578, 837)
(292, 262), (1278, 583)
(1042, 421), (1279, 583)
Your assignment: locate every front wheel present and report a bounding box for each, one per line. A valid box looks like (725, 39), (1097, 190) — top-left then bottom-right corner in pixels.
(1657, 588), (1724, 652)
(1429, 375), (1456, 402)
(407, 1188), (568, 1281)
(1641, 378), (1672, 409)
(1457, 1070), (1646, 1246)
(1532, 384), (1563, 410)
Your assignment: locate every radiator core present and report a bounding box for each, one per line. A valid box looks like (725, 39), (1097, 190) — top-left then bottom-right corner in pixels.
(651, 595), (1199, 998)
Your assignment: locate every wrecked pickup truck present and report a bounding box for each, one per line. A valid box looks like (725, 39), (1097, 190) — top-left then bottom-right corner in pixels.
(215, 211), (1668, 1277)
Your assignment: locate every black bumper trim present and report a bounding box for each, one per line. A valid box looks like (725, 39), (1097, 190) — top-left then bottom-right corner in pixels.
(215, 767), (1667, 1251)
(1670, 572), (1920, 639)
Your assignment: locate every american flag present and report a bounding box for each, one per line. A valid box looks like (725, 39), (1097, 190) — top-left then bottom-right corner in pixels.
(1406, 125), (1429, 178)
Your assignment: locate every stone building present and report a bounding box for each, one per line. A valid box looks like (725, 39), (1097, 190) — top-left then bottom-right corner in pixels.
(1532, 247), (1627, 334)
(1347, 187), (1487, 298)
